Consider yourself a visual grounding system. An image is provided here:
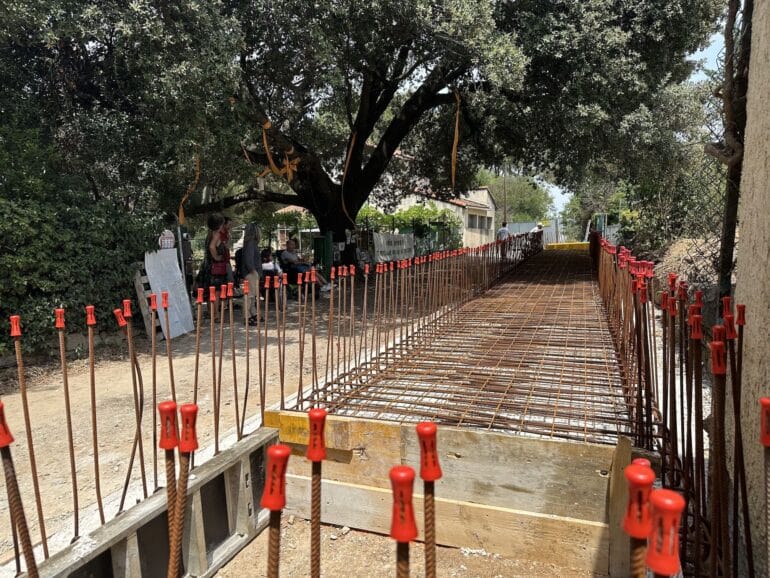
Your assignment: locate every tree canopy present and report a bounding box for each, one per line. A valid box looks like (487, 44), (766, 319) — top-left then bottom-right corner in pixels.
(2, 0), (722, 241)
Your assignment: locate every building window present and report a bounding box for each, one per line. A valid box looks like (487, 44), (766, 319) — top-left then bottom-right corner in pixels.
(468, 214), (477, 229)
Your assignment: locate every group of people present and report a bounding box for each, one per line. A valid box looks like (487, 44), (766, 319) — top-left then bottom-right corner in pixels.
(196, 213), (331, 326)
(496, 220), (544, 258)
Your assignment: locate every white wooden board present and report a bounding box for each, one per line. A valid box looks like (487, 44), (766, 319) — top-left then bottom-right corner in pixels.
(144, 249), (194, 339)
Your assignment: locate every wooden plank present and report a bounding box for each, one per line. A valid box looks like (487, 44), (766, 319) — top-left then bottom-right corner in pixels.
(608, 436), (632, 577)
(402, 427), (612, 522)
(285, 474), (609, 574)
(269, 411), (400, 489)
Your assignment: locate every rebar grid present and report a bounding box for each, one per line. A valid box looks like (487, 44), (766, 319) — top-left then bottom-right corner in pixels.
(300, 250), (631, 444)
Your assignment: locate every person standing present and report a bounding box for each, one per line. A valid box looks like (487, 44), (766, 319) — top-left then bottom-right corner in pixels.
(241, 223), (262, 324)
(496, 221), (511, 258)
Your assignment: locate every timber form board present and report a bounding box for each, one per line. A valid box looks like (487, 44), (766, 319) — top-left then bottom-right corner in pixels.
(266, 409), (633, 576)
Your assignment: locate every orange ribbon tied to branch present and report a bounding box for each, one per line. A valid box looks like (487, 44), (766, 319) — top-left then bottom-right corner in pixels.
(258, 120), (301, 184)
(451, 90), (461, 191)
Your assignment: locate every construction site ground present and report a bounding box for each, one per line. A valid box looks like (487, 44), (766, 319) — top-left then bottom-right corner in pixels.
(0, 248), (621, 576)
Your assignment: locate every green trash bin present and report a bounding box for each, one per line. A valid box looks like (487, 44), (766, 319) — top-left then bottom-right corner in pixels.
(313, 233), (333, 274)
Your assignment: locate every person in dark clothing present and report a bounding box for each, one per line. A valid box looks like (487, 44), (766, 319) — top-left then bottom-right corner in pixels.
(241, 223), (261, 323)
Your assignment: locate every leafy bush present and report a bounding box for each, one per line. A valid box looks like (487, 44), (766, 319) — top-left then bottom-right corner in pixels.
(0, 129), (158, 355)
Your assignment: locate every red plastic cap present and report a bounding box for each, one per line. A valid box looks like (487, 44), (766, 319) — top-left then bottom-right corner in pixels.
(158, 401), (178, 450)
(297, 273), (303, 285)
(667, 273), (677, 291)
(162, 291), (169, 309)
(282, 273), (288, 286)
(11, 315), (21, 337)
(178, 403), (199, 453)
(243, 280), (250, 294)
(330, 267), (336, 280)
(209, 286), (217, 302)
(761, 398), (770, 447)
(113, 309), (127, 328)
(722, 295), (732, 316)
(713, 324), (726, 342)
(390, 262), (394, 271)
(273, 275), (280, 289)
(196, 288), (204, 303)
(690, 315), (703, 340)
(724, 313), (737, 340)
(149, 293), (158, 311)
(416, 422), (442, 481)
(55, 308), (65, 330)
(263, 276), (270, 289)
(660, 292), (668, 310)
(304, 271), (311, 284)
(350, 265), (356, 276)
(695, 290), (704, 306)
(306, 408), (327, 462)
(261, 444), (291, 511)
(631, 458), (651, 468)
(677, 282), (688, 301)
(622, 464), (656, 538)
(122, 299), (132, 319)
(220, 284), (227, 299)
(667, 297), (677, 317)
(710, 341), (726, 376)
(389, 465), (418, 543)
(365, 264), (370, 275)
(0, 401), (14, 448)
(638, 281), (647, 304)
(227, 283), (234, 298)
(86, 305), (96, 327)
(736, 304), (746, 327)
(311, 269), (317, 283)
(646, 489), (686, 576)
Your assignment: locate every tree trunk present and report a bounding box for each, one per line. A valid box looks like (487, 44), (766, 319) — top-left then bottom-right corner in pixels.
(717, 161), (742, 305)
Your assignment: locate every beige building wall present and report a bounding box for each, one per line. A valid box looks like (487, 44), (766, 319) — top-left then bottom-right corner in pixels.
(732, 2), (769, 574)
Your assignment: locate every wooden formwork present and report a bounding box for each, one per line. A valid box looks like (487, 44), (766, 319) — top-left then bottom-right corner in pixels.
(30, 428), (278, 578)
(266, 410), (637, 576)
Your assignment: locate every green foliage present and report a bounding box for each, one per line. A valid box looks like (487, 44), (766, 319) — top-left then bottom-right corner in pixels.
(0, 95), (158, 354)
(476, 169), (554, 223)
(356, 202), (462, 250)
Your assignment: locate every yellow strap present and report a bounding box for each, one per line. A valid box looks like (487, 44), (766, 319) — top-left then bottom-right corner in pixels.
(451, 90), (461, 191)
(178, 154), (201, 225)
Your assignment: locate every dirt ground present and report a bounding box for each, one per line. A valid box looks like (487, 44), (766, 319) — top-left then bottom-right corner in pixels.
(0, 294), (343, 569)
(217, 518), (597, 578)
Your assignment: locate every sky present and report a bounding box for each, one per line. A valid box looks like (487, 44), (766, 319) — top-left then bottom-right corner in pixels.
(546, 32), (724, 216)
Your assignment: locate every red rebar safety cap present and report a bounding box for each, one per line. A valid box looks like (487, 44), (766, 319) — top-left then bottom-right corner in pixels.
(646, 489), (685, 576)
(695, 290), (704, 307)
(178, 403), (198, 453)
(710, 341), (726, 376)
(416, 422), (442, 482)
(55, 308), (65, 330)
(220, 284), (228, 299)
(197, 288), (205, 303)
(0, 401), (14, 448)
(306, 408), (327, 462)
(760, 398), (770, 447)
(724, 313), (737, 341)
(209, 286), (217, 302)
(722, 295), (732, 316)
(158, 400), (178, 450)
(122, 299), (132, 318)
(86, 305), (96, 327)
(631, 457), (651, 468)
(713, 324), (726, 342)
(273, 275), (280, 289)
(10, 315), (22, 337)
(667, 273), (677, 292)
(227, 282), (234, 298)
(149, 293), (158, 311)
(736, 304), (746, 326)
(113, 309), (127, 328)
(690, 315), (703, 340)
(261, 444), (291, 511)
(389, 465), (418, 543)
(622, 464), (655, 539)
(162, 291), (169, 309)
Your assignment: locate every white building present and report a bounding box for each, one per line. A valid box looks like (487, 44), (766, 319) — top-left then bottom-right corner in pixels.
(386, 187), (498, 247)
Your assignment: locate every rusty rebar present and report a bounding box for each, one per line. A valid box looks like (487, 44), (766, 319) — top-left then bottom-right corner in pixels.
(311, 461), (321, 578)
(2, 446), (38, 577)
(13, 335), (49, 558)
(267, 510), (281, 578)
(57, 326), (80, 540)
(424, 480), (436, 578)
(396, 542), (409, 578)
(630, 537), (646, 578)
(87, 322), (106, 524)
(168, 451), (190, 578)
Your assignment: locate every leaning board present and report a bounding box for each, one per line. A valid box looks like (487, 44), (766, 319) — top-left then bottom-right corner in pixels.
(144, 249), (194, 339)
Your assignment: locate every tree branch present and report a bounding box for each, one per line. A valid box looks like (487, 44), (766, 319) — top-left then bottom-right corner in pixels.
(186, 185), (304, 217)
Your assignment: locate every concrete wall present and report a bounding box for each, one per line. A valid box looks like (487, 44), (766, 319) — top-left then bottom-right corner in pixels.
(733, 1), (769, 573)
